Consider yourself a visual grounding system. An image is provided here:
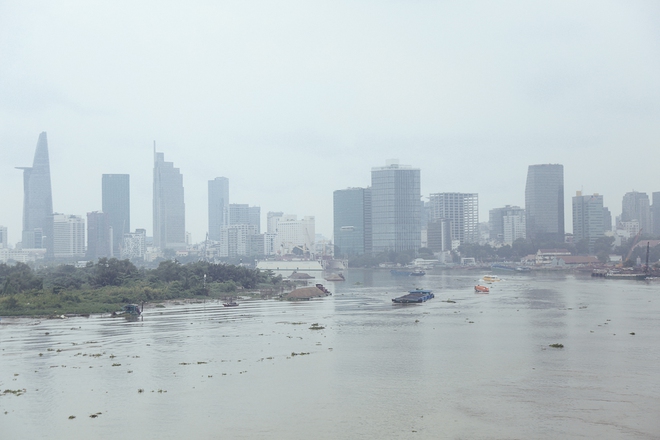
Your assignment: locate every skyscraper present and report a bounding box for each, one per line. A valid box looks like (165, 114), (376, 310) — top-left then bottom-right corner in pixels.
(0, 226), (7, 249)
(572, 192), (604, 253)
(17, 132), (54, 255)
(621, 191), (651, 234)
(102, 174), (130, 256)
(153, 149), (186, 250)
(429, 193), (479, 245)
(208, 177), (229, 241)
(652, 192), (660, 236)
(333, 187), (372, 257)
(86, 211), (110, 260)
(371, 160), (421, 253)
(489, 205), (525, 245)
(525, 164), (564, 242)
(229, 204), (261, 233)
(53, 214), (85, 259)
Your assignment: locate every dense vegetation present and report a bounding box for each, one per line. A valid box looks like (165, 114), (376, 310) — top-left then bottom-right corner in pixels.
(0, 258), (282, 316)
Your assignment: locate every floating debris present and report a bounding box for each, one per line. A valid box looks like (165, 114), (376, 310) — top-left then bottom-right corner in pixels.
(549, 343), (564, 348)
(68, 415), (75, 420)
(1, 389), (26, 397)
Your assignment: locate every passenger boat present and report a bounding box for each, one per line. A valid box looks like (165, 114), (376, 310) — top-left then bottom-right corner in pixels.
(482, 275), (501, 283)
(392, 289), (434, 303)
(474, 285), (489, 293)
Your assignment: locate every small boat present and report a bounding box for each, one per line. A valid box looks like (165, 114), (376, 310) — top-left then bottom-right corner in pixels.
(482, 275), (501, 283)
(112, 303), (142, 317)
(474, 285), (490, 293)
(409, 270), (426, 276)
(223, 297), (239, 307)
(392, 289), (434, 303)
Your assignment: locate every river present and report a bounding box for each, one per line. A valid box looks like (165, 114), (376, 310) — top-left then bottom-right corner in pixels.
(1, 270), (659, 439)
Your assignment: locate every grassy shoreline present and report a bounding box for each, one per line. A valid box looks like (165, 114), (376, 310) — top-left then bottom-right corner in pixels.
(0, 282), (283, 318)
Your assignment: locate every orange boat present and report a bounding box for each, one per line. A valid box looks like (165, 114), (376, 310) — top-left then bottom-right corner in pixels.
(474, 285), (489, 293)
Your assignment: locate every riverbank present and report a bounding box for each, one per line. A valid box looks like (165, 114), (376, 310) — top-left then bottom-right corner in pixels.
(0, 284), (284, 318)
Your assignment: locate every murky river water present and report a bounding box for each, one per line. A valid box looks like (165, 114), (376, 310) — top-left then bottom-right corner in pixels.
(1, 270), (659, 439)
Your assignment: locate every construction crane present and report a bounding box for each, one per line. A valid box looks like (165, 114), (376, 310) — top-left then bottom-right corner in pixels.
(621, 228), (643, 267)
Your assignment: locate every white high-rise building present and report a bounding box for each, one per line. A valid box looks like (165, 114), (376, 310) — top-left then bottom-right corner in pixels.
(53, 214), (85, 259)
(267, 211), (284, 234)
(121, 229), (147, 260)
(274, 215), (315, 256)
(429, 193), (479, 245)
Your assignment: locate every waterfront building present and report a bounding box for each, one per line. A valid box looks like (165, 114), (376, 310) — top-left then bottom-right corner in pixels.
(121, 229), (147, 260)
(274, 215), (315, 256)
(333, 187), (372, 257)
(429, 193), (479, 245)
(208, 177), (229, 241)
(17, 132), (54, 255)
(371, 160), (421, 253)
(86, 211), (110, 260)
(525, 164), (564, 242)
(53, 214), (85, 259)
(572, 192), (604, 253)
(102, 174), (130, 256)
(489, 205), (525, 245)
(153, 150), (186, 250)
(621, 191), (651, 234)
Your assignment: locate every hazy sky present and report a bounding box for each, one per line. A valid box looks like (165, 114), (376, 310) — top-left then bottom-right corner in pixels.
(1, 1), (659, 246)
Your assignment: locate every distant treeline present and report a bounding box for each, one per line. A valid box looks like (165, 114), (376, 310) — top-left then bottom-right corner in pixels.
(0, 259), (282, 315)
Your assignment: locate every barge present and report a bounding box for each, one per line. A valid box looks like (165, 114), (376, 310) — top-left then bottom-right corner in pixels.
(392, 289), (434, 303)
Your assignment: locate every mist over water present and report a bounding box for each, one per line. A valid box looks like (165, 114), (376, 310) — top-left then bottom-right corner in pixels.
(2, 270), (659, 439)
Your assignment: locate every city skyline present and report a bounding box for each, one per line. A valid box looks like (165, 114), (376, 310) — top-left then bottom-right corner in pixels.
(2, 3), (660, 245)
(2, 139), (659, 251)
